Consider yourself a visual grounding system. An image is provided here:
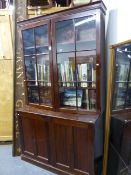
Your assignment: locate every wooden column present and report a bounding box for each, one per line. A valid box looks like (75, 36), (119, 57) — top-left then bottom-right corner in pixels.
(13, 0), (27, 156)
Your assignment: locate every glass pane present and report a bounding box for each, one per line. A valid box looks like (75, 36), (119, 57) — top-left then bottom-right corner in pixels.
(126, 83), (131, 108)
(76, 51), (96, 88)
(57, 52), (76, 108)
(129, 64), (131, 82)
(115, 46), (131, 82)
(113, 83), (127, 110)
(79, 88), (96, 111)
(56, 20), (75, 53)
(75, 15), (96, 51)
(35, 25), (49, 54)
(24, 56), (37, 82)
(22, 29), (35, 55)
(39, 86), (52, 105)
(37, 55), (51, 86)
(57, 52), (76, 87)
(27, 85), (39, 103)
(76, 51), (96, 111)
(60, 88), (77, 108)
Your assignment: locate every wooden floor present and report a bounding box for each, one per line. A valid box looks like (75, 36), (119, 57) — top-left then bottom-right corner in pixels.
(0, 144), (56, 175)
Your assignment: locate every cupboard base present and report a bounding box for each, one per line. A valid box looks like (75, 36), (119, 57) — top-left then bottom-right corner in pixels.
(21, 154), (74, 175)
(21, 154), (102, 175)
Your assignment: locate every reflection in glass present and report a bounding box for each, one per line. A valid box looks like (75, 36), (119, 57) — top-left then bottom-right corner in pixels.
(115, 50), (130, 82)
(36, 46), (49, 54)
(113, 83), (127, 109)
(56, 20), (75, 52)
(35, 25), (48, 46)
(75, 15), (96, 51)
(27, 86), (39, 103)
(25, 56), (37, 81)
(35, 25), (49, 54)
(22, 29), (35, 55)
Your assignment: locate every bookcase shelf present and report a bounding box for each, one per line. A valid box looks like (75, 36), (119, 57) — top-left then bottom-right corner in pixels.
(17, 1), (106, 175)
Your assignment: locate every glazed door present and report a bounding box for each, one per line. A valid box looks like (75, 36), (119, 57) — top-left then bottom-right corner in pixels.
(21, 20), (54, 109)
(52, 11), (100, 113)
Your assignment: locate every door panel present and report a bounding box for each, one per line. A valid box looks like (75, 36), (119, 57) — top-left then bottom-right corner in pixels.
(53, 119), (72, 170)
(73, 127), (89, 173)
(35, 117), (49, 162)
(21, 116), (36, 155)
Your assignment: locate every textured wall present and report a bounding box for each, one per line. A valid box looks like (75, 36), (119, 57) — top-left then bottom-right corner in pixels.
(0, 60), (13, 141)
(0, 10), (13, 141)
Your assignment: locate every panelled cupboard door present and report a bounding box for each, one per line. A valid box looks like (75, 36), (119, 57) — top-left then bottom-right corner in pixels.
(34, 116), (50, 163)
(72, 124), (95, 175)
(52, 118), (94, 175)
(19, 112), (50, 163)
(20, 115), (36, 156)
(52, 119), (73, 171)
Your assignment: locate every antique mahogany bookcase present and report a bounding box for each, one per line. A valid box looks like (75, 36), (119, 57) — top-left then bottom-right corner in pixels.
(17, 1), (106, 175)
(107, 40), (131, 175)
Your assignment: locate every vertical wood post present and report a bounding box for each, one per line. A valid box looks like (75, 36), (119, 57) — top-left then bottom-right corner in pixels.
(13, 0), (27, 156)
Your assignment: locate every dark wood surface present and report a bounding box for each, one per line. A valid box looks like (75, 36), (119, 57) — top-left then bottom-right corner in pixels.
(17, 105), (100, 123)
(17, 110), (98, 175)
(112, 111), (131, 122)
(107, 113), (131, 175)
(17, 1), (106, 175)
(17, 0), (106, 115)
(110, 113), (131, 163)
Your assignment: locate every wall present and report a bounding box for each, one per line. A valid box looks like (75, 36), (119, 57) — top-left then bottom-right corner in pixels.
(103, 0), (131, 62)
(0, 10), (13, 141)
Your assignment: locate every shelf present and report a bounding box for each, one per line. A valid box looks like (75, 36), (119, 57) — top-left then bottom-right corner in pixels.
(59, 86), (96, 90)
(24, 46), (35, 49)
(56, 40), (96, 53)
(24, 52), (49, 57)
(56, 40), (96, 46)
(115, 81), (129, 83)
(24, 45), (48, 49)
(57, 42), (74, 45)
(58, 81), (96, 83)
(36, 45), (48, 48)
